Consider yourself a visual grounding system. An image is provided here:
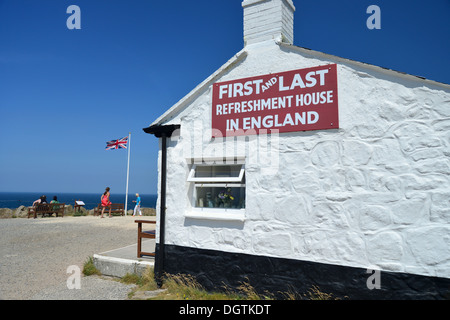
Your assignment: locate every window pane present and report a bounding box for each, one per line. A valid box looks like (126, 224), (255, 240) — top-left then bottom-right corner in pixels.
(195, 186), (245, 209)
(194, 165), (242, 179)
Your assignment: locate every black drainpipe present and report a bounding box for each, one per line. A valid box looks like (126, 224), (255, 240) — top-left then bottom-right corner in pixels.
(143, 124), (180, 286)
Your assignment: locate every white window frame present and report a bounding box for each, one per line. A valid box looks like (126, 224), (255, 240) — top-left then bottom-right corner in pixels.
(186, 159), (246, 222)
(187, 164), (245, 183)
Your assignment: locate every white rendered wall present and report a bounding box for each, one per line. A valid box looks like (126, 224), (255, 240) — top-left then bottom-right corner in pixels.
(156, 41), (450, 279)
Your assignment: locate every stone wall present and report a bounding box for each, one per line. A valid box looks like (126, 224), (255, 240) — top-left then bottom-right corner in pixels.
(159, 41), (450, 279)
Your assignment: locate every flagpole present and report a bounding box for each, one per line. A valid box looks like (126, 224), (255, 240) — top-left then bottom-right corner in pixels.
(125, 132), (131, 216)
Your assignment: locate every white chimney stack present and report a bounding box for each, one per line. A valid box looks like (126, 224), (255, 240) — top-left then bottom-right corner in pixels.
(242, 0), (295, 46)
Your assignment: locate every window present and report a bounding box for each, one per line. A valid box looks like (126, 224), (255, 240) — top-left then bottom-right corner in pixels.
(188, 164), (245, 183)
(186, 160), (245, 221)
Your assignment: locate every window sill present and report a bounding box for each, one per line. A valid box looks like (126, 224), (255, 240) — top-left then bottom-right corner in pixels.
(185, 209), (245, 222)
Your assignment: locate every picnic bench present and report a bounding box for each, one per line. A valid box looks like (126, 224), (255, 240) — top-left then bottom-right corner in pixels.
(93, 203), (125, 216)
(28, 203), (66, 219)
(135, 220), (156, 258)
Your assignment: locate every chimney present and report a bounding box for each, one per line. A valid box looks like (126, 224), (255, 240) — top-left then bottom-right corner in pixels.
(242, 0), (295, 46)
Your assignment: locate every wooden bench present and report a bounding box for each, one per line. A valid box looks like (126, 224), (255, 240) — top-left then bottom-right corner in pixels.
(135, 220), (156, 258)
(93, 203), (125, 216)
(28, 203), (66, 219)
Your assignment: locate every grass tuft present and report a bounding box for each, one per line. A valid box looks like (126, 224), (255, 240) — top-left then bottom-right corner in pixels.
(122, 267), (342, 300)
(82, 256), (101, 276)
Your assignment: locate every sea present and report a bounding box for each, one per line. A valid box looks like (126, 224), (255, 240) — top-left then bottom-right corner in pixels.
(0, 192), (157, 210)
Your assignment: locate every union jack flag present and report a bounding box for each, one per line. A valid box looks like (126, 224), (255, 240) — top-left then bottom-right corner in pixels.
(105, 136), (128, 150)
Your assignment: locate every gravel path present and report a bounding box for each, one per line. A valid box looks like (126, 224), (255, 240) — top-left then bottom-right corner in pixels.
(0, 216), (145, 300)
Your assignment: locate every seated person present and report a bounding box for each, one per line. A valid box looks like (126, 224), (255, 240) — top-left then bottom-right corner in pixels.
(33, 195), (47, 207)
(50, 196), (60, 211)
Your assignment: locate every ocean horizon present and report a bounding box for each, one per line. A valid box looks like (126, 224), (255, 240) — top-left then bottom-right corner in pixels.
(0, 192), (157, 210)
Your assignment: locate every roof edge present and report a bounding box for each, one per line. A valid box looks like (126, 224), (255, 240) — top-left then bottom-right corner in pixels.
(147, 41), (449, 130)
(277, 41), (450, 89)
(149, 48), (248, 127)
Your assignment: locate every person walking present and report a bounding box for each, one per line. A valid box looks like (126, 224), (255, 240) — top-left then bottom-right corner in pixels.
(132, 193), (142, 216)
(100, 187), (112, 218)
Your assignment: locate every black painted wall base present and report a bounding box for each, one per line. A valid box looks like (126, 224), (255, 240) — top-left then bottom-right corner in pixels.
(156, 244), (450, 300)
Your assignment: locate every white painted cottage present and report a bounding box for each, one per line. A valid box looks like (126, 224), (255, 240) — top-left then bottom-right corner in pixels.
(144, 0), (450, 299)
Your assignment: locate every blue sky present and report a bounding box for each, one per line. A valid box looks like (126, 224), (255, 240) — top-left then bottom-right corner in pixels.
(0, 0), (449, 195)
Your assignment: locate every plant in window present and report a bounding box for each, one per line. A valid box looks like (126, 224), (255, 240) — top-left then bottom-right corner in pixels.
(218, 188), (234, 208)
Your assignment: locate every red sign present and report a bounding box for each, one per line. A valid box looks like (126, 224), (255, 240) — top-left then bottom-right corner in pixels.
(212, 64), (339, 136)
